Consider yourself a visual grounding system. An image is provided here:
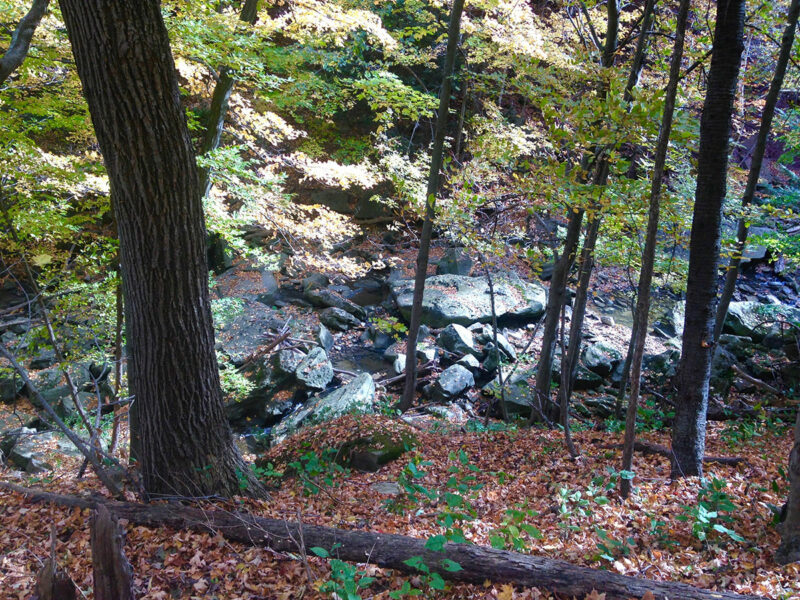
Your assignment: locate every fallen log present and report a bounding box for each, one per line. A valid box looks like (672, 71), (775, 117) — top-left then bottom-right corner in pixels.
(598, 440), (748, 467)
(1, 482), (764, 600)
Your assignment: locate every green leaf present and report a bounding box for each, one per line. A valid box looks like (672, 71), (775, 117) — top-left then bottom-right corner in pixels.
(310, 547), (329, 558)
(425, 535), (447, 552)
(428, 573), (446, 590)
(441, 559), (463, 572)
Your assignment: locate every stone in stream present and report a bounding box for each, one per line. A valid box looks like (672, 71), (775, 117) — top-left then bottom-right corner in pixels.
(319, 307), (362, 331)
(273, 348), (306, 377)
(390, 274), (546, 328)
(315, 324), (335, 353)
(294, 347), (334, 390)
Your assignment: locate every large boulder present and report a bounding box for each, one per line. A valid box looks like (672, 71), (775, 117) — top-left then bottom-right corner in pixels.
(390, 274), (547, 328)
(295, 347), (334, 390)
(271, 373), (376, 444)
(483, 367), (537, 417)
(724, 301), (800, 342)
(0, 370), (24, 404)
(305, 286), (366, 319)
(427, 364), (475, 402)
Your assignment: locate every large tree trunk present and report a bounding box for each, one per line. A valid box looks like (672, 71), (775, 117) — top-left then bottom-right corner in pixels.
(58, 0), (263, 498)
(713, 0), (800, 343)
(399, 0), (465, 412)
(671, 0), (744, 479)
(4, 483), (766, 600)
(777, 408), (800, 564)
(197, 0), (260, 197)
(620, 0), (691, 499)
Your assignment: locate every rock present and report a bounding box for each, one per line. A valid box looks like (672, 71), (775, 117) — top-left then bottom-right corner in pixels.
(579, 395), (617, 418)
(225, 360), (295, 425)
(383, 342), (404, 363)
(643, 349), (680, 381)
(600, 315), (615, 327)
(495, 332), (517, 361)
(303, 273), (330, 292)
(436, 324), (478, 357)
(416, 344), (437, 363)
(427, 403), (468, 422)
(305, 286), (366, 319)
(371, 481), (403, 495)
(215, 298), (277, 366)
(654, 303), (685, 338)
(0, 371), (24, 404)
(315, 324), (335, 352)
(581, 342), (622, 378)
(724, 301), (800, 342)
(436, 248), (473, 276)
(0, 428), (52, 473)
(392, 355), (406, 375)
(390, 274), (547, 328)
(206, 232), (234, 274)
(273, 348), (307, 376)
(482, 343), (501, 373)
(345, 432), (415, 472)
(295, 347), (334, 390)
(427, 364), (474, 402)
(345, 278), (387, 307)
(710, 345), (736, 394)
(319, 307), (362, 331)
(718, 334), (754, 360)
(271, 373), (376, 443)
(456, 354), (480, 370)
(29, 349), (57, 370)
(484, 367), (537, 417)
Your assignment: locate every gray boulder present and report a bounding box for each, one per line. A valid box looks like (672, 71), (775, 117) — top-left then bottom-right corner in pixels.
(724, 301), (800, 342)
(390, 274), (547, 328)
(305, 286), (366, 319)
(581, 342), (622, 377)
(484, 367), (536, 417)
(427, 364), (474, 402)
(295, 347), (334, 390)
(271, 373), (376, 444)
(273, 348), (306, 376)
(456, 354), (480, 370)
(319, 307), (362, 331)
(315, 324), (335, 352)
(436, 324), (478, 357)
(0, 371), (23, 404)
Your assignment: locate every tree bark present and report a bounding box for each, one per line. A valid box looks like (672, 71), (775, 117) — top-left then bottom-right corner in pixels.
(91, 505), (136, 600)
(621, 0), (691, 499)
(399, 0), (465, 412)
(776, 408), (800, 564)
(0, 0), (50, 86)
(4, 483), (766, 600)
(58, 0), (264, 498)
(713, 0), (800, 344)
(671, 0), (745, 479)
(197, 0), (261, 197)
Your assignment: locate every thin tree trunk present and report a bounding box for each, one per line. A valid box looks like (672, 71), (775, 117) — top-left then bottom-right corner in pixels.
(621, 0), (691, 499)
(59, 0), (264, 498)
(399, 0), (465, 412)
(776, 407), (800, 564)
(531, 0), (621, 423)
(555, 0), (654, 426)
(197, 0), (260, 197)
(713, 0), (800, 343)
(671, 0), (745, 479)
(0, 0), (50, 86)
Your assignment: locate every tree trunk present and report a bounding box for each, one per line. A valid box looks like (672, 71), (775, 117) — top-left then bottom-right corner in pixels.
(776, 408), (800, 564)
(531, 0), (622, 423)
(399, 0), (465, 412)
(620, 0), (691, 499)
(58, 0), (264, 498)
(197, 0), (260, 197)
(0, 0), (50, 85)
(671, 0), (745, 479)
(713, 0), (800, 343)
(5, 483), (766, 600)
(91, 505), (136, 600)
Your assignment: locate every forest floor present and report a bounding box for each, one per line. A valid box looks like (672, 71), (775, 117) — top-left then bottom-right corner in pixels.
(0, 405), (797, 600)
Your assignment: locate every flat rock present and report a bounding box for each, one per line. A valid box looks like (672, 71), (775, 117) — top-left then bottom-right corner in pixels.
(390, 274), (547, 328)
(295, 347), (334, 390)
(427, 364), (474, 402)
